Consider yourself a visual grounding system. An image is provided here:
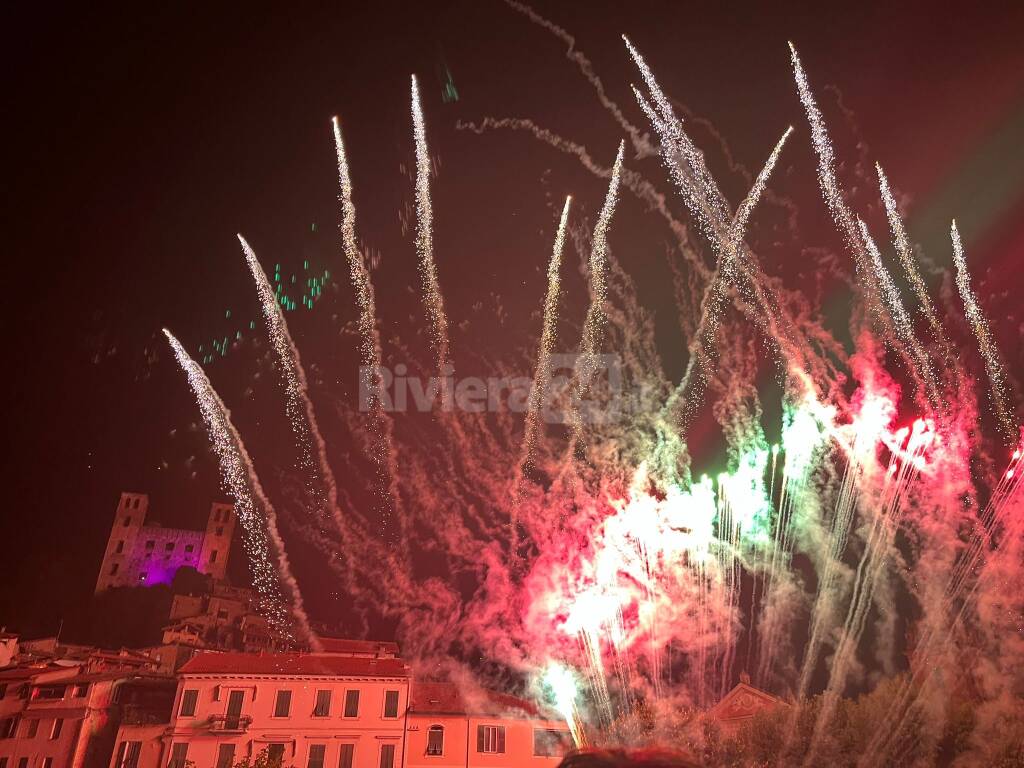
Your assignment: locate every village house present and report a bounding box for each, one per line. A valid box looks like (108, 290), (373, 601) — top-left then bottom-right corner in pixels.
(404, 681), (570, 768)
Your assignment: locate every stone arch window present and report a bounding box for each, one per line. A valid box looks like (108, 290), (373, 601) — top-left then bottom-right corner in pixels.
(426, 725), (444, 756)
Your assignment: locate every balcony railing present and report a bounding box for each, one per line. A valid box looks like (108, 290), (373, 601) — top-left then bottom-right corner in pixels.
(207, 714), (252, 733)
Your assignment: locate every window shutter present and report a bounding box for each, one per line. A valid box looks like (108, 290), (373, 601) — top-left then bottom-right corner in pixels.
(497, 727), (505, 753)
(476, 725), (484, 752)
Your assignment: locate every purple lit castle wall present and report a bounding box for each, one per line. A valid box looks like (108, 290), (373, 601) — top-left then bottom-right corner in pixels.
(94, 493), (236, 592)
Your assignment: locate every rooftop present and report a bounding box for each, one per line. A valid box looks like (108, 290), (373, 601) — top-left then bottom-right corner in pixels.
(179, 651), (410, 678)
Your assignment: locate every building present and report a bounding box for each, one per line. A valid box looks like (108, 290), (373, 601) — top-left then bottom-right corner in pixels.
(706, 679), (787, 736)
(404, 682), (570, 768)
(0, 664), (175, 768)
(95, 493), (236, 593)
(159, 651), (411, 768)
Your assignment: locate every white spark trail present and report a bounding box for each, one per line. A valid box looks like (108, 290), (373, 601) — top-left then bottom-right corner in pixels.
(163, 329), (321, 650)
(876, 165), (947, 347)
(951, 220), (1015, 441)
(332, 117), (405, 544)
(521, 195), (572, 470)
(239, 234), (345, 539)
(412, 74), (450, 371)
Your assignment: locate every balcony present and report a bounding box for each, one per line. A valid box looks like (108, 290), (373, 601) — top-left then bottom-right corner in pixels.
(207, 714), (253, 733)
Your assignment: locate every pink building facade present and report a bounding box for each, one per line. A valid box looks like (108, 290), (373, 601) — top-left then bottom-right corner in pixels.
(111, 651), (572, 768)
(159, 653), (410, 768)
(404, 682), (570, 768)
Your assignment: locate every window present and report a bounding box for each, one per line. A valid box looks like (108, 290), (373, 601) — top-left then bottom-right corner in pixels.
(266, 745), (285, 762)
(185, 544), (194, 553)
(110, 563), (119, 575)
(145, 540), (155, 550)
(0, 718), (14, 738)
(115, 741), (142, 768)
(217, 608), (229, 620)
(216, 744), (235, 768)
(0, 684), (7, 698)
(42, 759), (53, 768)
(34, 684), (66, 700)
(533, 729), (570, 757)
(210, 550), (219, 563)
(179, 689), (198, 717)
(307, 744), (326, 768)
(115, 541), (125, 553)
(274, 689), (292, 717)
(17, 758), (27, 768)
(24, 718), (38, 738)
(338, 744), (354, 768)
(477, 725), (505, 753)
(51, 719), (63, 740)
(313, 689), (331, 717)
(343, 689), (359, 718)
(383, 690), (399, 718)
(426, 725), (444, 755)
(0, 757), (7, 768)
(124, 517), (132, 527)
(72, 683), (90, 698)
(379, 744), (395, 768)
(165, 542), (175, 551)
(216, 526), (224, 536)
(168, 743), (189, 768)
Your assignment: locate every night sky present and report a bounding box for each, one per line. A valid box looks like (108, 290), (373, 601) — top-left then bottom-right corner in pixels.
(4, 1), (1024, 638)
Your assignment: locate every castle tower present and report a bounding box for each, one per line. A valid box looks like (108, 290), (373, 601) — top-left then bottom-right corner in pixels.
(94, 492), (149, 593)
(198, 502), (235, 581)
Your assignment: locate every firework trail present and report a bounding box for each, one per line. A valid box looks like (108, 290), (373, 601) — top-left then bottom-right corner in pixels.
(859, 219), (941, 403)
(876, 165), (948, 348)
(332, 117), (380, 388)
(951, 220), (1015, 441)
(332, 117), (405, 543)
(411, 74), (450, 371)
(568, 141), (624, 451)
(239, 234), (345, 539)
(658, 126), (793, 428)
(521, 194), (572, 470)
(163, 329), (320, 650)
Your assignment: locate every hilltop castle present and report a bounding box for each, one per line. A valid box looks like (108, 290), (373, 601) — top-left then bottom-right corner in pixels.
(94, 492), (236, 593)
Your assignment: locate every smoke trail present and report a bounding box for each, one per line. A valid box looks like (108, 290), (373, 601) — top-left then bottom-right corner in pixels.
(501, 1), (650, 156)
(163, 329), (321, 650)
(411, 74), (450, 371)
(521, 195), (572, 470)
(456, 116), (710, 281)
(239, 234), (345, 539)
(951, 220), (1015, 442)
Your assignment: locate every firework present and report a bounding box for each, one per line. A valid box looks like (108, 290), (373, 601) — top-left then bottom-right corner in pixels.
(951, 220), (1014, 441)
(158, 22), (1024, 765)
(239, 234), (344, 540)
(163, 329), (320, 649)
(411, 74), (450, 371)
